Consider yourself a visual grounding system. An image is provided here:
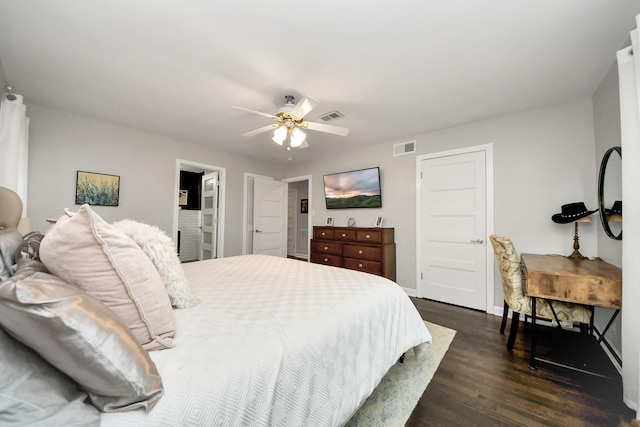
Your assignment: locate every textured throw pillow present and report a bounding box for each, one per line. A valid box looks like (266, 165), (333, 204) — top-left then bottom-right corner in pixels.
(0, 270), (164, 412)
(113, 219), (198, 308)
(15, 231), (45, 261)
(39, 205), (176, 351)
(0, 327), (100, 426)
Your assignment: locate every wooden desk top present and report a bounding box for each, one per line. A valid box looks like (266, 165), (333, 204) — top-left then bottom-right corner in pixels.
(521, 253), (622, 309)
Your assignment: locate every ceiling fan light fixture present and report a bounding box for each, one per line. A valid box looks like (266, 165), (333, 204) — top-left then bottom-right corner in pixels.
(289, 127), (306, 148)
(272, 126), (287, 145)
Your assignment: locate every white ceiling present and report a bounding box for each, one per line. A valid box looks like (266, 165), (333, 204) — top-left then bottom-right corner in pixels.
(1, 1), (639, 164)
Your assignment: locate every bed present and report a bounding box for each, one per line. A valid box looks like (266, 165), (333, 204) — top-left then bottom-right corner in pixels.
(101, 254), (431, 426)
(0, 204), (431, 427)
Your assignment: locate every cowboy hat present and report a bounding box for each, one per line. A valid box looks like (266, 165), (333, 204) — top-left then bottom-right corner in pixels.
(551, 202), (598, 224)
(605, 200), (622, 216)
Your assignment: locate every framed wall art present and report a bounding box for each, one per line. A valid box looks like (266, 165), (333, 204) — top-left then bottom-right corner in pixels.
(301, 198), (308, 213)
(75, 171), (120, 206)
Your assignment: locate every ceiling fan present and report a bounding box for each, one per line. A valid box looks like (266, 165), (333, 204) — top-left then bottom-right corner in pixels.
(232, 95), (349, 149)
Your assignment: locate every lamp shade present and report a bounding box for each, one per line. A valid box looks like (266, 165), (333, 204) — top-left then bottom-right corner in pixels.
(272, 126), (287, 145)
(289, 128), (306, 148)
(17, 217), (32, 235)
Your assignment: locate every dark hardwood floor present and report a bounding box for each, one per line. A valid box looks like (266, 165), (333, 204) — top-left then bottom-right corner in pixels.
(406, 298), (635, 427)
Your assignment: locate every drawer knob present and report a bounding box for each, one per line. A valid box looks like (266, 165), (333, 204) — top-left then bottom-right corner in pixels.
(324, 246), (329, 250)
(358, 263), (363, 268)
(366, 234), (371, 239)
(321, 232), (326, 236)
(341, 233), (346, 237)
(358, 250), (363, 254)
(324, 258), (329, 262)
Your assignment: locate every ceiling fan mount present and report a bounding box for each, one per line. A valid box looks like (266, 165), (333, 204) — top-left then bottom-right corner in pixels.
(232, 94), (349, 149)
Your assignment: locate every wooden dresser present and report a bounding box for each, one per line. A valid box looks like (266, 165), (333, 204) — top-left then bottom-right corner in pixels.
(310, 226), (396, 281)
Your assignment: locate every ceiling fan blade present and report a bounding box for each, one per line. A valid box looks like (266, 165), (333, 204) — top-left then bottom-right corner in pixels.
(242, 124), (279, 137)
(290, 96), (319, 119)
(231, 106), (277, 119)
(302, 121), (350, 137)
(297, 140), (310, 149)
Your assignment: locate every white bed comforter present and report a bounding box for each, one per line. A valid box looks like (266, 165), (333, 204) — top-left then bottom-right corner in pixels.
(101, 254), (431, 427)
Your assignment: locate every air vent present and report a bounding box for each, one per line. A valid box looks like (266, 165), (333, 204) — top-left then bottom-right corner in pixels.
(393, 140), (416, 157)
(318, 110), (344, 122)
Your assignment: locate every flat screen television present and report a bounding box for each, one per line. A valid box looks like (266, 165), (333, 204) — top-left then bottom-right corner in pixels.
(323, 167), (382, 209)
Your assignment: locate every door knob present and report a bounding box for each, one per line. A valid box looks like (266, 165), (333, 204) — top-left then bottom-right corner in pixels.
(470, 239), (484, 244)
(255, 230), (262, 233)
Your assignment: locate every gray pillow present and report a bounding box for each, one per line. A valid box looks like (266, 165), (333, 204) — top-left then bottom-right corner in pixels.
(0, 229), (22, 281)
(0, 270), (164, 412)
(0, 328), (100, 426)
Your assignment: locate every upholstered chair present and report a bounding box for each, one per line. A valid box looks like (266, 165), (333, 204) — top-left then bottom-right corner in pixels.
(489, 235), (593, 350)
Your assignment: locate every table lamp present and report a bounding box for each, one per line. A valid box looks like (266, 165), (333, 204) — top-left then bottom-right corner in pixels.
(551, 202), (598, 260)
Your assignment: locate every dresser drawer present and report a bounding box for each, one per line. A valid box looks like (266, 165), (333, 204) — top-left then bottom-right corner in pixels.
(334, 229), (356, 241)
(314, 227), (334, 240)
(311, 240), (342, 256)
(311, 253), (342, 267)
(343, 244), (381, 261)
(343, 257), (382, 275)
(356, 229), (382, 244)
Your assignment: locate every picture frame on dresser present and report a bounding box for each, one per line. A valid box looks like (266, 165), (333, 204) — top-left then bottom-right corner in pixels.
(374, 216), (383, 227)
(325, 217), (334, 226)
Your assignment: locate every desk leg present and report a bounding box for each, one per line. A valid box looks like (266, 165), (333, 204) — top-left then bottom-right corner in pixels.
(598, 309), (620, 344)
(594, 309), (622, 366)
(530, 297), (537, 370)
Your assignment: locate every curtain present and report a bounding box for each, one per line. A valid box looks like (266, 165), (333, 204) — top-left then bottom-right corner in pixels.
(617, 17), (640, 413)
(0, 93), (30, 213)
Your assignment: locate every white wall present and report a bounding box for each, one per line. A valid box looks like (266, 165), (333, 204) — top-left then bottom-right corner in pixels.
(0, 59), (6, 92)
(24, 96), (601, 312)
(25, 104), (283, 257)
(286, 99), (598, 309)
(594, 63), (623, 265)
(593, 62), (623, 357)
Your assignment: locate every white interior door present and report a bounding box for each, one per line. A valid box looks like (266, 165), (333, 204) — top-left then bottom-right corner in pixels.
(253, 178), (287, 257)
(418, 150), (487, 310)
(200, 171), (219, 260)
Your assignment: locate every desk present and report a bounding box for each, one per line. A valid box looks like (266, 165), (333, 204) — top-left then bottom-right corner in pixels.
(521, 254), (622, 375)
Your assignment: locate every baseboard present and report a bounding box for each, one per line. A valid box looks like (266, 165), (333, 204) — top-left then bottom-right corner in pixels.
(403, 287), (417, 297)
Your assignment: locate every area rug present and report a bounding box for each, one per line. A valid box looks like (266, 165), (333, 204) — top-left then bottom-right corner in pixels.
(345, 321), (456, 427)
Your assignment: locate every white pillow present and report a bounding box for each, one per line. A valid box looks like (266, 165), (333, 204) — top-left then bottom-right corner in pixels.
(39, 205), (176, 351)
(112, 219), (198, 309)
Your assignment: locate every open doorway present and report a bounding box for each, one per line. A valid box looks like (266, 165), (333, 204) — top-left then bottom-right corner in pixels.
(242, 173), (311, 259)
(283, 175), (312, 261)
(173, 159), (226, 262)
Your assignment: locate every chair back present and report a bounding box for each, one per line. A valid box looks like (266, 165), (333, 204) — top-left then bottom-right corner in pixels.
(489, 235), (531, 314)
(0, 186), (23, 235)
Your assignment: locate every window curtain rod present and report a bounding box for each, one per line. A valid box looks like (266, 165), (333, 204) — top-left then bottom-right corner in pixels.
(3, 86), (17, 101)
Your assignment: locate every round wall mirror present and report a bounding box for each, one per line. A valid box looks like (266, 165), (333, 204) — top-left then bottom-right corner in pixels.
(598, 146), (622, 240)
